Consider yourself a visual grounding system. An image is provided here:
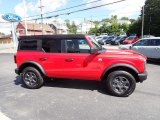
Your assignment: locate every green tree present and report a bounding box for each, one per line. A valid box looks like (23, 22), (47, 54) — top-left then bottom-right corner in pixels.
(121, 23), (130, 33)
(127, 0), (160, 36)
(143, 0), (160, 36)
(65, 20), (77, 34)
(111, 15), (118, 21)
(129, 19), (136, 23)
(127, 18), (141, 36)
(121, 17), (129, 20)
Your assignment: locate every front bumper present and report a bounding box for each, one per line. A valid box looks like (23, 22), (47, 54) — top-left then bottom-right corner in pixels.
(15, 68), (19, 75)
(138, 71), (147, 83)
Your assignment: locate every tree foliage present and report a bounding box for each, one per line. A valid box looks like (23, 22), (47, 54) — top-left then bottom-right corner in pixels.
(121, 17), (129, 20)
(89, 15), (130, 36)
(65, 19), (77, 34)
(127, 18), (141, 36)
(127, 0), (160, 36)
(143, 0), (160, 36)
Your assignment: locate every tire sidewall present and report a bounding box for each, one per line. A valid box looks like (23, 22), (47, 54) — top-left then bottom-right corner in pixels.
(22, 67), (44, 89)
(106, 71), (136, 97)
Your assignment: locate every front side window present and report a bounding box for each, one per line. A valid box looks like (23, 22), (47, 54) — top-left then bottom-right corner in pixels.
(61, 39), (90, 53)
(133, 39), (149, 46)
(19, 40), (38, 51)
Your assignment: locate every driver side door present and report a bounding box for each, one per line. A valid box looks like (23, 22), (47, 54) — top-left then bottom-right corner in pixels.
(59, 39), (102, 80)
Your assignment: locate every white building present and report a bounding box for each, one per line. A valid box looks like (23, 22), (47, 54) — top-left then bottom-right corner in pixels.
(77, 21), (95, 34)
(118, 20), (131, 25)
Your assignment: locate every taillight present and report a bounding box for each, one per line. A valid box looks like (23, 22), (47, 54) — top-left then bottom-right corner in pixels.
(14, 54), (17, 63)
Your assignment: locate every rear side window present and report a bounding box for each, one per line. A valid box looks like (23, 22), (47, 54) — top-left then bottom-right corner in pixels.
(42, 39), (61, 53)
(150, 39), (160, 46)
(19, 40), (38, 51)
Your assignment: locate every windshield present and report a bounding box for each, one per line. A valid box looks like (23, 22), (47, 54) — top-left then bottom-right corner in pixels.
(103, 37), (108, 39)
(96, 37), (102, 39)
(88, 36), (102, 50)
(115, 37), (121, 40)
(120, 36), (126, 40)
(127, 36), (136, 40)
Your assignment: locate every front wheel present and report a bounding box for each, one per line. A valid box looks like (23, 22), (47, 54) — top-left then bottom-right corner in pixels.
(105, 71), (136, 97)
(22, 67), (44, 89)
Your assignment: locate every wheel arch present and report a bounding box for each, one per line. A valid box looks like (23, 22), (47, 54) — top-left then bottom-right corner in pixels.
(18, 61), (46, 76)
(101, 64), (140, 82)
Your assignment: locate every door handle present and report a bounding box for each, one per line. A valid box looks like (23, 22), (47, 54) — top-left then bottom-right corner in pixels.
(65, 58), (74, 62)
(39, 57), (47, 61)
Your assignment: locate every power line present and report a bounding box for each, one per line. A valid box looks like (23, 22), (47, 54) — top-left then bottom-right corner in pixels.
(26, 0), (103, 18)
(60, 10), (140, 20)
(25, 0), (127, 22)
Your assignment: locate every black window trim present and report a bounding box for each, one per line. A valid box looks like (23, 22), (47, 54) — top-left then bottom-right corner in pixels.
(61, 38), (91, 54)
(18, 39), (42, 51)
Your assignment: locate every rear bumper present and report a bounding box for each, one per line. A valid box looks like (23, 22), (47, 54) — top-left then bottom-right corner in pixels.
(138, 71), (147, 83)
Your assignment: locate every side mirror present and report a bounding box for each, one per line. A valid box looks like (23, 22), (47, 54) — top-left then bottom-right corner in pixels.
(90, 47), (99, 54)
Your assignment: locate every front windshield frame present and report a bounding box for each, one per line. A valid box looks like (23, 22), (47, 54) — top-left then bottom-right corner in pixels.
(88, 36), (102, 50)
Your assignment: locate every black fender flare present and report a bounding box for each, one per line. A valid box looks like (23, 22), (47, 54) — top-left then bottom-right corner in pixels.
(18, 61), (46, 76)
(101, 64), (139, 79)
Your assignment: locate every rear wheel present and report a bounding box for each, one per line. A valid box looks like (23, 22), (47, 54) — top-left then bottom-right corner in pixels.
(105, 71), (136, 97)
(22, 67), (44, 89)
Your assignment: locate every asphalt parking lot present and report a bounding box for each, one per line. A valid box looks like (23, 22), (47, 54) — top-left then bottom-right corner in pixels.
(0, 53), (160, 120)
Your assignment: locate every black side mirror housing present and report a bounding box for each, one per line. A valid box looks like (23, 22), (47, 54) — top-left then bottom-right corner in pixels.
(90, 47), (99, 54)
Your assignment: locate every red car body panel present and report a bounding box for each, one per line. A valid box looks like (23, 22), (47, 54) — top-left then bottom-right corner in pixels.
(123, 36), (139, 44)
(15, 48), (146, 81)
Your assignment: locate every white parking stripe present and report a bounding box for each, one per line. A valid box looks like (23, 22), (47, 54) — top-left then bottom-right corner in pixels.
(0, 111), (11, 120)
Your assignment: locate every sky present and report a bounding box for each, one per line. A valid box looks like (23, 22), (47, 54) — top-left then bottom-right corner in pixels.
(0, 0), (145, 34)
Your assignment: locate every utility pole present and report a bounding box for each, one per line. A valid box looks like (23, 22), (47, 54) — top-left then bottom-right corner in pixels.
(149, 7), (152, 37)
(39, 0), (44, 35)
(90, 16), (93, 29)
(23, 0), (28, 35)
(141, 6), (144, 38)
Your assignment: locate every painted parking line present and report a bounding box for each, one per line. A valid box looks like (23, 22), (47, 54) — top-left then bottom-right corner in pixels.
(0, 111), (11, 120)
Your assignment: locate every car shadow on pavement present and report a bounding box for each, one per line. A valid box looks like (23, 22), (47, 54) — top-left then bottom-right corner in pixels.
(14, 76), (26, 88)
(14, 76), (112, 96)
(147, 59), (160, 66)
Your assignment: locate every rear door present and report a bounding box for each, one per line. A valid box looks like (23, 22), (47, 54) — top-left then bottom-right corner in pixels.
(147, 39), (160, 59)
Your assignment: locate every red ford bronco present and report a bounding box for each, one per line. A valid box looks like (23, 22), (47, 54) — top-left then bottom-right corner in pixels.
(15, 35), (147, 97)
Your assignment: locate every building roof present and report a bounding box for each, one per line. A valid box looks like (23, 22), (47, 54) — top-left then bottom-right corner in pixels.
(19, 22), (54, 32)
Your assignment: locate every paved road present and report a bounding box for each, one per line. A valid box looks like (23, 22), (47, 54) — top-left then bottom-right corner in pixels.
(0, 54), (160, 120)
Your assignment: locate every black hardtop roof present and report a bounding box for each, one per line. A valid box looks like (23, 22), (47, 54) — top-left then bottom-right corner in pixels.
(19, 34), (87, 41)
